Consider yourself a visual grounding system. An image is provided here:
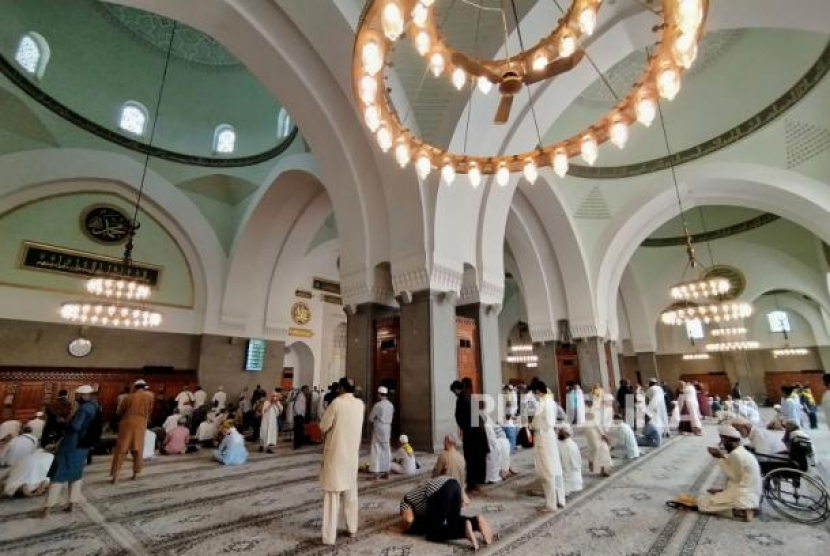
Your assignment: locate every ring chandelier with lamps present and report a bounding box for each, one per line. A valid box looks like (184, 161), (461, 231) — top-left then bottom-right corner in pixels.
(709, 327), (747, 337)
(682, 353), (709, 360)
(354, 0), (709, 185)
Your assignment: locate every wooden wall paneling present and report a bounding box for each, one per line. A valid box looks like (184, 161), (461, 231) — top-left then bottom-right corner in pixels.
(456, 317), (481, 394)
(680, 373), (732, 399)
(764, 370), (827, 402)
(375, 317), (401, 436)
(556, 347), (580, 406)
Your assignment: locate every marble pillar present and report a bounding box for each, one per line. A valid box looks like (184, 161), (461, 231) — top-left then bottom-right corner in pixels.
(399, 292), (458, 452)
(636, 351), (660, 382)
(534, 341), (559, 398)
(577, 336), (608, 391)
(606, 340), (622, 388)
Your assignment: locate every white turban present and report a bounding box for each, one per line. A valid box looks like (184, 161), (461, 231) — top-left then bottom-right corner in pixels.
(718, 425), (741, 439)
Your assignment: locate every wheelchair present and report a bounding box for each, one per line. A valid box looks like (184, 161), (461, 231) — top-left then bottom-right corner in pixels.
(755, 432), (829, 524)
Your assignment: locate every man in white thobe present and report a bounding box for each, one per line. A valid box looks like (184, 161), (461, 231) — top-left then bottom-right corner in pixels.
(259, 393), (282, 453)
(193, 386), (207, 410)
(612, 416), (640, 460)
(645, 379), (669, 437)
(25, 412), (46, 440)
(212, 386), (227, 410)
(320, 377), (365, 546)
(175, 386), (195, 417)
(3, 449), (53, 497)
(696, 425), (762, 520)
(0, 419), (21, 443)
(368, 386), (394, 477)
(1, 426), (38, 467)
(557, 424), (583, 495)
(565, 383), (586, 425)
(731, 418), (786, 455)
(531, 382), (565, 512)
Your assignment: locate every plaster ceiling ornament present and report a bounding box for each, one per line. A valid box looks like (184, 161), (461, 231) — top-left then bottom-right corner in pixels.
(353, 0), (709, 184)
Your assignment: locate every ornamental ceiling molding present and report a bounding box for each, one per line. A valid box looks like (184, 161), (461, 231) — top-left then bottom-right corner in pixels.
(641, 212), (780, 247)
(94, 2), (241, 70)
(0, 55), (299, 168)
(568, 38), (830, 178)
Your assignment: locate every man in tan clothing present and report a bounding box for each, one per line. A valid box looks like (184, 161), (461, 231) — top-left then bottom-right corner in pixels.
(110, 379), (155, 483)
(319, 377), (365, 545)
(432, 434), (466, 489)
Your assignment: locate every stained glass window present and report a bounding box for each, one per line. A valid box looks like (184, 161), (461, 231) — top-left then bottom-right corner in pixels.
(15, 32), (49, 78)
(277, 108), (293, 139)
(685, 319), (704, 340)
(119, 102), (148, 136)
(767, 310), (791, 333)
(214, 125), (236, 154)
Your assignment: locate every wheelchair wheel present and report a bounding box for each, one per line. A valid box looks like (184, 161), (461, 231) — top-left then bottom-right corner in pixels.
(763, 469), (830, 524)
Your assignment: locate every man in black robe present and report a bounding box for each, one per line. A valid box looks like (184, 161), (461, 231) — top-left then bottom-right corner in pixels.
(451, 379), (489, 492)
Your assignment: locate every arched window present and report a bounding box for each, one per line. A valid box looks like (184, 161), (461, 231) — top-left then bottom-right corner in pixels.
(118, 101), (148, 136)
(767, 310), (791, 333)
(685, 319), (704, 340)
(277, 108), (293, 139)
(213, 124), (236, 154)
(15, 32), (50, 78)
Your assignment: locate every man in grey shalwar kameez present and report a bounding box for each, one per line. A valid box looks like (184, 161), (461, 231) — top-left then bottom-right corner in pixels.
(368, 386), (394, 477)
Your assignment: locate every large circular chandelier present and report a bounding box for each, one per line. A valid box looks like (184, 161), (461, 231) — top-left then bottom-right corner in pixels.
(661, 301), (752, 326)
(86, 278), (151, 301)
(773, 348), (808, 358)
(353, 0), (709, 184)
(709, 327), (747, 337)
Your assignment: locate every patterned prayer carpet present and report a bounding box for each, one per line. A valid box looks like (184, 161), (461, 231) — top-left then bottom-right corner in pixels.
(0, 421), (827, 556)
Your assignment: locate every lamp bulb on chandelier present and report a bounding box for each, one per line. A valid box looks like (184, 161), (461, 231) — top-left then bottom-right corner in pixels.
(477, 75), (492, 94)
(364, 105), (381, 132)
(468, 162), (482, 188)
(676, 0), (704, 34)
(416, 152), (432, 179)
(441, 160), (455, 184)
(395, 139), (410, 167)
(636, 94), (657, 127)
(553, 149), (569, 178)
(381, 2), (404, 41)
(415, 31), (431, 56)
(429, 52), (445, 77)
(558, 31), (576, 58)
(376, 125), (393, 152)
(361, 40), (383, 76)
(581, 133), (598, 165)
(419, 0), (435, 6)
(523, 158), (538, 184)
(496, 162), (510, 187)
(532, 53), (549, 72)
(359, 75), (377, 104)
(451, 67), (466, 90)
(657, 66), (681, 100)
(610, 119), (629, 149)
(578, 7), (597, 36)
(411, 2), (428, 28)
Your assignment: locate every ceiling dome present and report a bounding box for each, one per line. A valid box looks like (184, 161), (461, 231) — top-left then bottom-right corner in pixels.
(0, 0), (296, 166)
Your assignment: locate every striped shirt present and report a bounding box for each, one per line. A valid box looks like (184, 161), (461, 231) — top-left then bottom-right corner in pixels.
(400, 476), (454, 515)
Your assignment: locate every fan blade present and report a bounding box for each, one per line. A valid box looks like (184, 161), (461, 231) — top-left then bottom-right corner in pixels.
(494, 95), (514, 124)
(451, 52), (499, 82)
(523, 49), (586, 84)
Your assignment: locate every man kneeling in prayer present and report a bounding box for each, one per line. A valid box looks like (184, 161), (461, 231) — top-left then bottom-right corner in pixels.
(399, 476), (493, 549)
(391, 435), (418, 475)
(3, 449), (53, 497)
(669, 425), (761, 521)
(213, 421), (248, 466)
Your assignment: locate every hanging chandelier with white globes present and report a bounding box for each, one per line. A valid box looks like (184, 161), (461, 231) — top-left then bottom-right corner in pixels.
(709, 327), (747, 337)
(60, 302), (162, 329)
(772, 348), (809, 358)
(705, 340), (759, 352)
(353, 0), (709, 185)
(661, 301), (752, 326)
(682, 353), (709, 360)
(670, 277), (730, 301)
(86, 278), (151, 301)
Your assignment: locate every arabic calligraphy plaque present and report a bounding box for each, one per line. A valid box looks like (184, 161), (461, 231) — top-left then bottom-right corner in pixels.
(82, 205), (131, 244)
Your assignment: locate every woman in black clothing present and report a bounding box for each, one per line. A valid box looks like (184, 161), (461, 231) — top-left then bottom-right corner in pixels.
(399, 476), (493, 549)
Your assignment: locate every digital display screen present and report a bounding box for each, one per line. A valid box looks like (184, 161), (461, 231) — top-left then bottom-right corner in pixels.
(245, 339), (267, 372)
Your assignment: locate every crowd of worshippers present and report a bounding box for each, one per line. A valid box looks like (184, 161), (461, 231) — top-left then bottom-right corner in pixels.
(2, 374), (827, 546)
